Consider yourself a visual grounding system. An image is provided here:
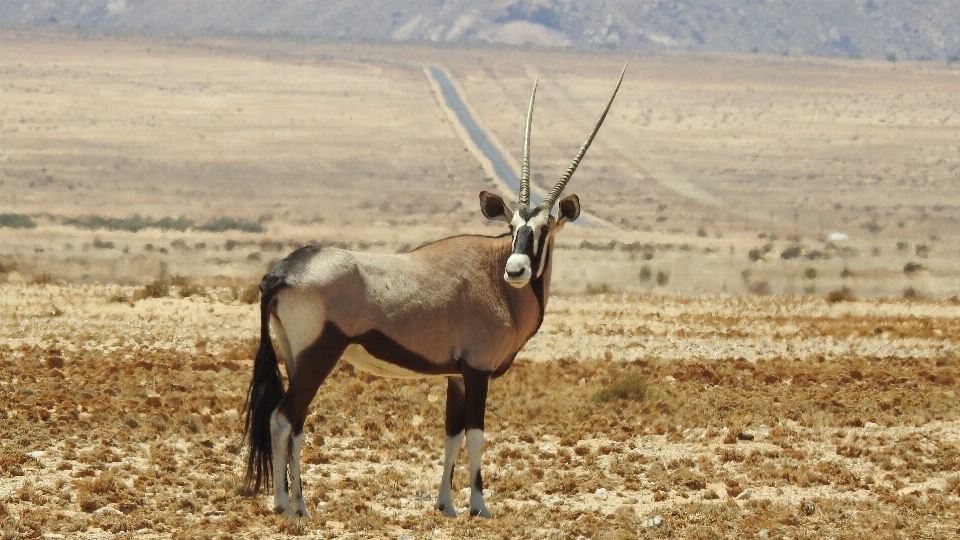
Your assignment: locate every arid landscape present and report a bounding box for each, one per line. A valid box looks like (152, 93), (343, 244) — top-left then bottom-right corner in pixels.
(2, 285), (959, 538)
(1, 29), (960, 538)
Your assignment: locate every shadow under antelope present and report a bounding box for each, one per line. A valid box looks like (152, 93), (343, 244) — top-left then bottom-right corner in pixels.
(243, 67), (625, 520)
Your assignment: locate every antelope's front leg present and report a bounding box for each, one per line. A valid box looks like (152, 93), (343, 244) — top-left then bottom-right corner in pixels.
(463, 368), (491, 518)
(436, 377), (465, 518)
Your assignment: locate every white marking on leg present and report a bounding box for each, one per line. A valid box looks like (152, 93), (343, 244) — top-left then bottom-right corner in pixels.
(289, 431), (311, 519)
(435, 431), (463, 518)
(466, 429), (490, 518)
(269, 410), (296, 517)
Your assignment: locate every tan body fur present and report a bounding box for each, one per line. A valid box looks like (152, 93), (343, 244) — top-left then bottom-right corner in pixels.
(272, 234), (551, 379)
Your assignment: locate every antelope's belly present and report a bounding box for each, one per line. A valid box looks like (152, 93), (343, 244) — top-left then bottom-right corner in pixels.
(341, 344), (440, 379)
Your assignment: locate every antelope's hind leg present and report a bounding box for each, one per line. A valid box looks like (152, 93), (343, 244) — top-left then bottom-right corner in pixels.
(273, 321), (349, 519)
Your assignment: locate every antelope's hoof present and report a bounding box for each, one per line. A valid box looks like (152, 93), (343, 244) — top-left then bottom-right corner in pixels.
(274, 504), (299, 520)
(294, 503), (312, 520)
(470, 506), (492, 518)
(435, 501), (458, 519)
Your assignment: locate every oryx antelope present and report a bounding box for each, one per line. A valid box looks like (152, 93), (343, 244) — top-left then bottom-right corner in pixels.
(243, 67), (625, 520)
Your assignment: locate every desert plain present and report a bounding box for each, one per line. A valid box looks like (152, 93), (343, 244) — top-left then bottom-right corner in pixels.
(1, 29), (960, 538)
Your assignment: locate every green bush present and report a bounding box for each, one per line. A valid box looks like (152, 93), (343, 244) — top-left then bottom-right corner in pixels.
(64, 214), (194, 233)
(196, 217), (263, 233)
(0, 213), (36, 229)
(61, 214), (263, 233)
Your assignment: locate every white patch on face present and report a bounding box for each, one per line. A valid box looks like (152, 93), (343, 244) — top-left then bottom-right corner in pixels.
(504, 254), (532, 286)
(504, 211), (551, 286)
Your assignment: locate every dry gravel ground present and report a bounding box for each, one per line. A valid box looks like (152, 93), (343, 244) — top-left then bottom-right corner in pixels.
(2, 283), (959, 538)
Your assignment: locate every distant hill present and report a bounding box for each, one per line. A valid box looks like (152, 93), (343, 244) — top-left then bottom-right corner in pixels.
(4, 0), (959, 61)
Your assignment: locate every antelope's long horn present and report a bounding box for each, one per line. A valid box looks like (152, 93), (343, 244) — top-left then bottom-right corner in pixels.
(519, 77), (538, 208)
(542, 64), (626, 209)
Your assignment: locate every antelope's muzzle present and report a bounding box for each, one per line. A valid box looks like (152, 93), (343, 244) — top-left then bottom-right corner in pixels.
(504, 226), (534, 287)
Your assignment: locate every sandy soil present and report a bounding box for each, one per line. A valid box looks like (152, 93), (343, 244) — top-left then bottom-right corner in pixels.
(2, 283), (959, 538)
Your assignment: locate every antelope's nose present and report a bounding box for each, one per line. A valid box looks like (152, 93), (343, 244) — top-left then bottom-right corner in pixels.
(506, 267), (525, 278)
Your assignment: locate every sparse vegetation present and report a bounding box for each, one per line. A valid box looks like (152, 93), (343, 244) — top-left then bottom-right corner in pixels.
(60, 214), (262, 234)
(196, 217), (263, 234)
(63, 214), (194, 233)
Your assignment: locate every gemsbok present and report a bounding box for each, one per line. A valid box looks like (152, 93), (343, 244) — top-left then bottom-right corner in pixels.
(244, 67), (625, 519)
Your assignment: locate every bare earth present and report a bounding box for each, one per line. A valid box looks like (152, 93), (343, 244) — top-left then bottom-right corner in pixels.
(1, 284), (959, 538)
(1, 30), (960, 539)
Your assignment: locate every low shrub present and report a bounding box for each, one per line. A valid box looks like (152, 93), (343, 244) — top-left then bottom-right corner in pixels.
(0, 213), (36, 229)
(196, 217), (263, 233)
(61, 214), (261, 233)
(591, 373), (649, 404)
(238, 283), (260, 305)
(826, 286), (855, 303)
(134, 280), (170, 300)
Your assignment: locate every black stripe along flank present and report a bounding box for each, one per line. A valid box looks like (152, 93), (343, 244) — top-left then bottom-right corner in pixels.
(350, 327), (459, 376)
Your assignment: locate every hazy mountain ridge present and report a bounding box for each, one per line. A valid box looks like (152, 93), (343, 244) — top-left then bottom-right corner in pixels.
(4, 0), (959, 61)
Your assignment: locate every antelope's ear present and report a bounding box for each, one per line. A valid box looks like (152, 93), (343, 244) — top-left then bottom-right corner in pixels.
(557, 194), (580, 228)
(479, 191), (513, 223)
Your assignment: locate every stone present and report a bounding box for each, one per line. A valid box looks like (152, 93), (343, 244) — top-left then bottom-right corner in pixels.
(92, 506), (123, 517)
(706, 482), (728, 498)
(641, 515), (664, 528)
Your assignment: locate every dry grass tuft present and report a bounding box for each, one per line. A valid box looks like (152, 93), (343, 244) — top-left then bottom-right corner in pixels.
(825, 286), (855, 303)
(590, 372), (650, 403)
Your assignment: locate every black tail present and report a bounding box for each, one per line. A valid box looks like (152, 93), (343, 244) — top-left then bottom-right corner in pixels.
(242, 273), (286, 494)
